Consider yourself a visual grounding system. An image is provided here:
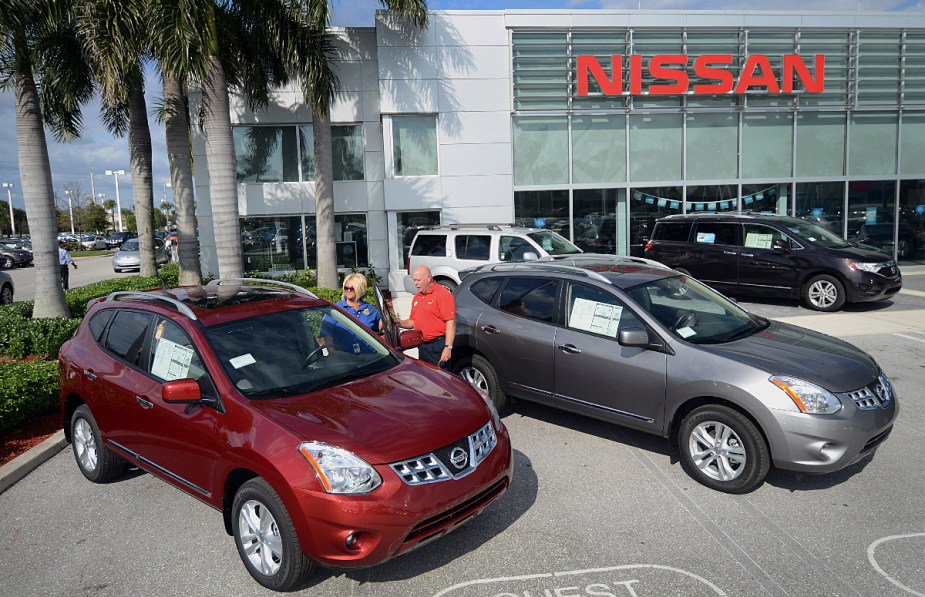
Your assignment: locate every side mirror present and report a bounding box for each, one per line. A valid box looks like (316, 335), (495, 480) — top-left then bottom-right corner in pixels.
(772, 238), (791, 251)
(522, 251), (539, 261)
(162, 378), (202, 403)
(618, 327), (651, 348)
(399, 329), (424, 350)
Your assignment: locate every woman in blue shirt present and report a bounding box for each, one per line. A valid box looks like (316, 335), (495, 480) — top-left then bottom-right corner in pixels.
(336, 273), (382, 333)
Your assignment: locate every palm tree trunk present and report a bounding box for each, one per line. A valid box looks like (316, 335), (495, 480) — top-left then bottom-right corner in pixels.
(202, 55), (242, 279)
(313, 103), (337, 289)
(163, 72), (201, 286)
(15, 68), (69, 318)
(127, 85), (156, 277)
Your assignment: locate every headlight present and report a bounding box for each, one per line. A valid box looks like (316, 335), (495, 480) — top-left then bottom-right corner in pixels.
(298, 442), (381, 494)
(846, 259), (885, 273)
(770, 375), (842, 414)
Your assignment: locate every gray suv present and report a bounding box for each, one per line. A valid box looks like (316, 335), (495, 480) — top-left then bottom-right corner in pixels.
(451, 255), (897, 493)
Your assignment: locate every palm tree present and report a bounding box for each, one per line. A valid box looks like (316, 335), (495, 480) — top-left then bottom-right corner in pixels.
(103, 198), (117, 230)
(75, 0), (159, 277)
(307, 0), (427, 289)
(1, 0), (94, 318)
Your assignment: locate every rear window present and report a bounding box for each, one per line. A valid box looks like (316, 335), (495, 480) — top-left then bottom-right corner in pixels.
(470, 278), (502, 304)
(693, 223), (738, 246)
(455, 235), (491, 260)
(651, 222), (693, 242)
(410, 234), (447, 257)
(104, 311), (153, 366)
(499, 278), (558, 323)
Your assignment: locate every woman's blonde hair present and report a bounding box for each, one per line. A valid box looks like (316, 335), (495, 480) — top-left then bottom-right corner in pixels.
(342, 272), (368, 300)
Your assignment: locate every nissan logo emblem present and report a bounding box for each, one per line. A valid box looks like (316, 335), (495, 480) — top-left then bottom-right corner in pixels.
(449, 447), (469, 470)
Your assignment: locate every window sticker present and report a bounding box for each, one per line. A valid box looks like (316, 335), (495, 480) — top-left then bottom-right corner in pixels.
(696, 232), (716, 244)
(230, 353), (257, 369)
(677, 326), (696, 339)
(569, 297), (622, 337)
(152, 338), (195, 380)
(745, 232), (773, 249)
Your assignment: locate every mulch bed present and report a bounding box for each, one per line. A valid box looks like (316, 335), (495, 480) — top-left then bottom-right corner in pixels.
(0, 411), (63, 467)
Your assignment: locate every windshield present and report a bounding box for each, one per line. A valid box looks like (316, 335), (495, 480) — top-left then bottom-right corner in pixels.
(787, 219), (851, 249)
(527, 230), (582, 255)
(625, 275), (768, 344)
(204, 306), (398, 398)
(120, 239), (139, 251)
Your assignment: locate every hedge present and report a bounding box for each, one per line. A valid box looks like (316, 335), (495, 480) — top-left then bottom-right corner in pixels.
(0, 360), (59, 434)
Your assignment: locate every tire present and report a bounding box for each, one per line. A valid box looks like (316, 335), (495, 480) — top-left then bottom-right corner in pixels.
(455, 354), (508, 413)
(232, 478), (314, 592)
(678, 404), (770, 494)
(437, 278), (457, 293)
(1, 256), (13, 269)
(802, 274), (845, 312)
(70, 405), (126, 483)
(1, 284), (12, 305)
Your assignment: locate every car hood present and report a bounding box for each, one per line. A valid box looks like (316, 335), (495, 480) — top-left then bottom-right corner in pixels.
(704, 320), (879, 392)
(822, 242), (893, 262)
(250, 359), (491, 463)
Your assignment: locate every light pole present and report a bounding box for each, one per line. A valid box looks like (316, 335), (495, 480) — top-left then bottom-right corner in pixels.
(64, 190), (75, 235)
(105, 169), (126, 232)
(1, 182), (13, 237)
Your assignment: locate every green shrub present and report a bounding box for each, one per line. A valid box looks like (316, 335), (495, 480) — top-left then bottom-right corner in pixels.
(0, 360), (59, 434)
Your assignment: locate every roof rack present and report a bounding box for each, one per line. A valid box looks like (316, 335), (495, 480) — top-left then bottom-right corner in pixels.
(483, 262), (612, 283)
(421, 223), (517, 231)
(206, 278), (319, 300)
(106, 291), (199, 321)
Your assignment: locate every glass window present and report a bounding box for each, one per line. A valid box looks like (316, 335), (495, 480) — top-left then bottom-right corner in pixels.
(513, 116), (568, 185)
(300, 124), (366, 181)
(514, 190), (569, 237)
(499, 235), (537, 261)
(796, 113), (845, 177)
(742, 113), (792, 179)
(686, 113), (738, 181)
(233, 126), (298, 182)
(104, 311), (153, 366)
(392, 115), (437, 176)
(629, 186), (682, 256)
(566, 283), (645, 338)
(147, 319), (208, 383)
(693, 222), (738, 246)
(304, 214), (369, 269)
(455, 235), (491, 260)
(498, 278), (558, 323)
(899, 180), (925, 263)
(849, 112), (897, 176)
(573, 188), (623, 254)
(241, 215), (305, 272)
(629, 114), (682, 182)
(399, 211), (441, 265)
(742, 183), (790, 214)
(742, 224), (786, 249)
(410, 234), (447, 257)
(847, 180), (897, 248)
(470, 278), (502, 305)
(652, 222), (692, 242)
(901, 114), (925, 175)
(795, 182), (845, 235)
(88, 310), (114, 342)
(571, 115), (626, 183)
(686, 185), (739, 213)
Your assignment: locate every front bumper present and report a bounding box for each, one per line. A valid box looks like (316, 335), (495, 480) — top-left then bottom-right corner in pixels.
(282, 426), (513, 568)
(768, 395), (897, 474)
(845, 271), (902, 303)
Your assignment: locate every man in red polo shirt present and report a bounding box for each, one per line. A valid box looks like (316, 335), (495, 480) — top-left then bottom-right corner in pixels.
(399, 265), (456, 368)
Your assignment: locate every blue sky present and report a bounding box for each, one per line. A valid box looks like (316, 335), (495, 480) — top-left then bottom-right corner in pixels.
(1, 0), (923, 219)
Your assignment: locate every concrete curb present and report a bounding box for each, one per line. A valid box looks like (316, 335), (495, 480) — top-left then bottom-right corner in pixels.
(0, 430), (67, 495)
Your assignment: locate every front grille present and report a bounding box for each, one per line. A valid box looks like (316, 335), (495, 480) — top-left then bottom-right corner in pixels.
(862, 426), (893, 453)
(404, 478), (508, 544)
(877, 261), (898, 278)
(390, 422), (497, 485)
(843, 376), (894, 410)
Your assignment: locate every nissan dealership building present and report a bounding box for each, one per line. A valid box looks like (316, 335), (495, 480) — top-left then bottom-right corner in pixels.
(190, 9), (925, 287)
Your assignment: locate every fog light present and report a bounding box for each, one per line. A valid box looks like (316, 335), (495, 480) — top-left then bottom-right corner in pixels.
(345, 532), (360, 549)
(819, 443), (835, 461)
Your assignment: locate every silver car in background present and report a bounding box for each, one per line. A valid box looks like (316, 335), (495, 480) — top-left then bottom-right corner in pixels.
(0, 270), (13, 304)
(112, 238), (170, 273)
(451, 255), (898, 493)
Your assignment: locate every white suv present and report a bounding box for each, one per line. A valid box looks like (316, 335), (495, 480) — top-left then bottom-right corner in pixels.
(408, 224), (581, 291)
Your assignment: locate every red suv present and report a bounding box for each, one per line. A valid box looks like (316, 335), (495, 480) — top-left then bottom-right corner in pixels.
(59, 279), (512, 591)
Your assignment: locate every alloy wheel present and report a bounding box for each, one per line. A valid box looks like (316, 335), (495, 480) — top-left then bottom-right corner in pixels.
(460, 366), (490, 400)
(238, 500), (283, 576)
(687, 420), (747, 482)
(73, 418), (98, 472)
(808, 279), (838, 309)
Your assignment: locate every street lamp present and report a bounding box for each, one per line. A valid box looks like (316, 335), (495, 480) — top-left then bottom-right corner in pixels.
(105, 169), (126, 232)
(64, 190), (75, 235)
(1, 182), (13, 237)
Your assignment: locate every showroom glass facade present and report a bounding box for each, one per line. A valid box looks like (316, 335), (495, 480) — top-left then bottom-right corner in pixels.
(511, 26), (925, 263)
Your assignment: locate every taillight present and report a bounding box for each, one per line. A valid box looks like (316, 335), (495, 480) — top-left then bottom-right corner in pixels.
(644, 241), (654, 252)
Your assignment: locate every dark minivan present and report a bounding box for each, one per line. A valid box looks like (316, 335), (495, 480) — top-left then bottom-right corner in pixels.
(644, 213), (902, 311)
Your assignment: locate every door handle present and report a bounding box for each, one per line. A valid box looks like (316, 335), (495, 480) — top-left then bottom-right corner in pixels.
(723, 251), (738, 255)
(481, 325), (500, 335)
(557, 344), (581, 354)
(740, 252), (754, 258)
(135, 395), (153, 409)
(83, 369), (97, 380)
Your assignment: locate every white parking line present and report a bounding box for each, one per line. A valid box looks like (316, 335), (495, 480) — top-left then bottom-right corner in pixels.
(867, 533), (925, 597)
(894, 333), (925, 344)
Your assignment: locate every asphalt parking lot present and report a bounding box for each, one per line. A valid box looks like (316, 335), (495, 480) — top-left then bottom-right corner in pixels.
(1, 269), (924, 596)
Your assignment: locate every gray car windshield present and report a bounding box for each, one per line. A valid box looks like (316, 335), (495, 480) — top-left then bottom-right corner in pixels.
(626, 275), (767, 344)
(205, 306), (398, 398)
(527, 230), (582, 255)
